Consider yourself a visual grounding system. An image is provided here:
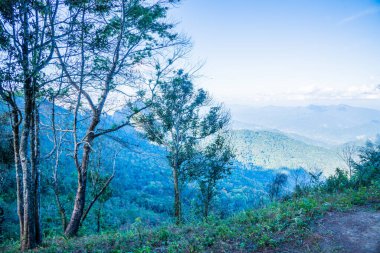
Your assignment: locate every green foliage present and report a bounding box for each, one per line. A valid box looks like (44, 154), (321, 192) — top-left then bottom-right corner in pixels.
(0, 111), (12, 165)
(268, 173), (288, 201)
(157, 227), (169, 243)
(352, 140), (380, 186)
(324, 168), (350, 193)
(3, 184), (379, 253)
(138, 70), (231, 221)
(195, 134), (235, 218)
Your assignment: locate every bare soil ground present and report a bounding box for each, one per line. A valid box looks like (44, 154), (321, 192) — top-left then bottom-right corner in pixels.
(312, 209), (380, 253)
(265, 208), (380, 253)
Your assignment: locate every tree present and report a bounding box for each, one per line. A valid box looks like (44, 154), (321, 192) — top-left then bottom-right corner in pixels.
(196, 135), (234, 219)
(53, 0), (186, 236)
(353, 140), (380, 186)
(268, 173), (288, 201)
(289, 169), (309, 197)
(337, 144), (357, 178)
(0, 0), (58, 249)
(308, 167), (323, 187)
(325, 168), (349, 192)
(46, 86), (70, 232)
(138, 70), (230, 224)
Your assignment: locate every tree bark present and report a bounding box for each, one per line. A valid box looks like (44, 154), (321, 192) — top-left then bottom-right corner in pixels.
(204, 200), (209, 219)
(20, 78), (37, 250)
(10, 107), (24, 242)
(204, 190), (211, 219)
(31, 100), (42, 244)
(203, 184), (213, 219)
(64, 172), (87, 237)
(0, 206), (4, 244)
(64, 117), (98, 237)
(18, 1), (38, 248)
(54, 190), (67, 231)
(173, 167), (181, 225)
(96, 208), (101, 233)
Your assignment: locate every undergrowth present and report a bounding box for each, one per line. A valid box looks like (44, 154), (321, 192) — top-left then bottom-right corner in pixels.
(3, 184), (380, 253)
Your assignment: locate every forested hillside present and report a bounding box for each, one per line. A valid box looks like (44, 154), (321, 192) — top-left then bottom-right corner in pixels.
(231, 130), (344, 174)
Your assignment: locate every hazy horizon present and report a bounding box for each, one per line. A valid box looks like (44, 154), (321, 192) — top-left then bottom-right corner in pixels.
(225, 100), (380, 111)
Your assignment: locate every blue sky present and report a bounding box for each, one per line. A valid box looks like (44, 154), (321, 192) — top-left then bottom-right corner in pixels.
(170, 0), (380, 108)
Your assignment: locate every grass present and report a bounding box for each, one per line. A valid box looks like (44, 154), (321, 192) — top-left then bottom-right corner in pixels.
(3, 185), (380, 253)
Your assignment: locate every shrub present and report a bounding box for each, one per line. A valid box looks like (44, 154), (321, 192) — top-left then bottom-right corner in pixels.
(324, 168), (350, 193)
(352, 140), (380, 187)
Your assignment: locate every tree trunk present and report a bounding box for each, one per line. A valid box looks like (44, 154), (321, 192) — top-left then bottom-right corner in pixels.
(54, 191), (67, 231)
(64, 169), (87, 237)
(96, 208), (101, 233)
(19, 2), (39, 249)
(203, 185), (212, 219)
(64, 129), (95, 237)
(204, 200), (209, 219)
(0, 206), (4, 244)
(31, 102), (42, 244)
(20, 79), (37, 250)
(11, 108), (24, 242)
(173, 167), (181, 225)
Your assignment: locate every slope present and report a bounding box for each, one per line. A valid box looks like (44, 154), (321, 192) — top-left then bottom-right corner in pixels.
(231, 129), (344, 174)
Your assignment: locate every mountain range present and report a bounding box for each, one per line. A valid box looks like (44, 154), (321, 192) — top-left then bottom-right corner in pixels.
(230, 104), (380, 146)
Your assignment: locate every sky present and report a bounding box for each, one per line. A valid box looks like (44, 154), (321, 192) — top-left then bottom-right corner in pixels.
(169, 0), (380, 109)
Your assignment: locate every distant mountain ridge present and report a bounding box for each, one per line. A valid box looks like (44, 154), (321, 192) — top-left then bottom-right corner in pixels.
(231, 129), (344, 175)
(230, 104), (380, 145)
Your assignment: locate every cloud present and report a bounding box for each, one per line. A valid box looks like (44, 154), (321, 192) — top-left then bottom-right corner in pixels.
(242, 84), (380, 102)
(284, 84), (380, 101)
(337, 7), (380, 26)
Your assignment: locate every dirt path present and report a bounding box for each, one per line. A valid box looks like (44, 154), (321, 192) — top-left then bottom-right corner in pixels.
(271, 208), (380, 253)
(310, 209), (380, 253)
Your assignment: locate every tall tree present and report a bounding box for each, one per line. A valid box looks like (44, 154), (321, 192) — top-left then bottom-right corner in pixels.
(0, 0), (58, 249)
(138, 70), (230, 224)
(54, 0), (186, 236)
